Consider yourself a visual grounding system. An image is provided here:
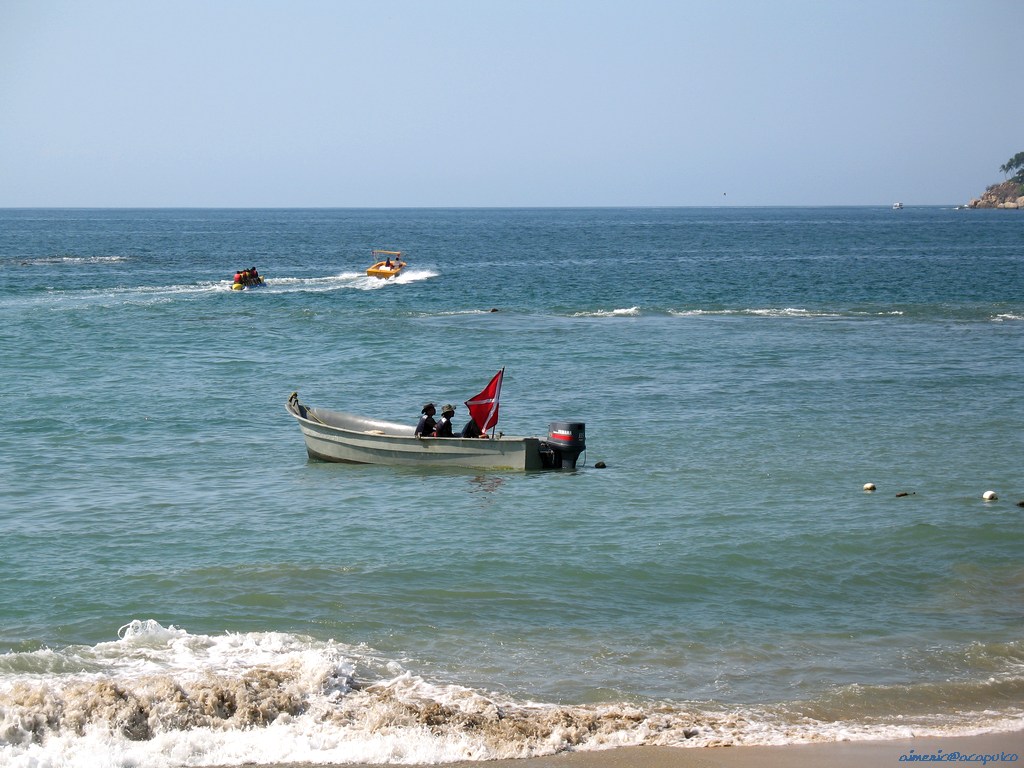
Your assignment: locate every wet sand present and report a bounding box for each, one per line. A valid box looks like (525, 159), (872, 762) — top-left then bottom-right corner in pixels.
(253, 731), (1022, 768)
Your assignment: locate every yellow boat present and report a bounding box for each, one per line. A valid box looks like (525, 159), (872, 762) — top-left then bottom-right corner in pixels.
(366, 249), (406, 279)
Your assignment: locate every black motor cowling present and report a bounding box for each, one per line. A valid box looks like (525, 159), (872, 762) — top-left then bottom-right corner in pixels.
(539, 421), (586, 469)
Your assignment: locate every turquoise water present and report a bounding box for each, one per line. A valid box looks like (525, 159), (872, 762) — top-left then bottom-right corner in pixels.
(1, 207), (1022, 766)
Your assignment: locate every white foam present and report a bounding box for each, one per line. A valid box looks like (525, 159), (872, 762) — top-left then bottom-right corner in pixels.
(17, 255), (130, 266)
(2, 622), (1021, 767)
(669, 308), (843, 318)
(571, 307), (640, 317)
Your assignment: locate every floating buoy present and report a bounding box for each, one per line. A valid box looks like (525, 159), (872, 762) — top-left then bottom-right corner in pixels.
(983, 490), (998, 501)
(863, 483), (876, 492)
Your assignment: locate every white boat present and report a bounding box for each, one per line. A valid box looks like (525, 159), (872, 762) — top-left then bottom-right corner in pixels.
(892, 202), (904, 210)
(286, 392), (585, 470)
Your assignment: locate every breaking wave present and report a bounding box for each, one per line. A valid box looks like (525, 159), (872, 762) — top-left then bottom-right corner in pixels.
(10, 255), (131, 267)
(1, 622), (1021, 768)
(571, 307), (641, 318)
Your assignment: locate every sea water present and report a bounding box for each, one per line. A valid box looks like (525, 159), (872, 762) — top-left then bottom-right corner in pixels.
(0, 207), (1022, 767)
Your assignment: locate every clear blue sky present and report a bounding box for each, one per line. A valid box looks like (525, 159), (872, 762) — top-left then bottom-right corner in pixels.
(1, 0), (1021, 207)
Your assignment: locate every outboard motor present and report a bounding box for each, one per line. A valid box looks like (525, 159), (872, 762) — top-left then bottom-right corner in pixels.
(539, 421), (586, 469)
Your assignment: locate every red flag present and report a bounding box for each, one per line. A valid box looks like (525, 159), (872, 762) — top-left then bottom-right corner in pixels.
(465, 368), (503, 433)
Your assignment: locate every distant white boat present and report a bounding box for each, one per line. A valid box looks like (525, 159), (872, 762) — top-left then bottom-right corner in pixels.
(892, 202), (904, 210)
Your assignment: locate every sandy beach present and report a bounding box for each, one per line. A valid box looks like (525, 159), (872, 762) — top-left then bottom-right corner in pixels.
(253, 731), (1022, 768)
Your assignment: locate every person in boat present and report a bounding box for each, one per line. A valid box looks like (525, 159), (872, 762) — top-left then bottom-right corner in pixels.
(461, 417), (486, 438)
(434, 404), (456, 437)
(233, 270), (243, 284)
(384, 257), (393, 269)
(415, 403), (437, 437)
(250, 267), (260, 285)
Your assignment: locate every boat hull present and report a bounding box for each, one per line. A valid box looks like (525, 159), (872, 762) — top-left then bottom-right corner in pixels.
(366, 261), (403, 279)
(286, 394), (543, 470)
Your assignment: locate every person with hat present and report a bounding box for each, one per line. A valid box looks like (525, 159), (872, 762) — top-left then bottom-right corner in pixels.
(415, 403), (437, 437)
(434, 404), (456, 437)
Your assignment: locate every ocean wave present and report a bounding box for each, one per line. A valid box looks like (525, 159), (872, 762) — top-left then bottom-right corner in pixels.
(11, 255), (130, 266)
(571, 307), (641, 318)
(664, 307), (1024, 322)
(669, 308), (847, 319)
(2, 622), (1021, 767)
(436, 308), (503, 316)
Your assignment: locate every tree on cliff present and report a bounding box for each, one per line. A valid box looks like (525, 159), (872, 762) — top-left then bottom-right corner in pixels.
(998, 152), (1024, 184)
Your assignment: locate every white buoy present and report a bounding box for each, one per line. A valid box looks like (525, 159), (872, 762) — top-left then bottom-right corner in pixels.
(983, 490), (998, 501)
(863, 483), (876, 492)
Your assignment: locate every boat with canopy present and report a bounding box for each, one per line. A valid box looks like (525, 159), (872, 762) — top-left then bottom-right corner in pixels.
(366, 250), (406, 279)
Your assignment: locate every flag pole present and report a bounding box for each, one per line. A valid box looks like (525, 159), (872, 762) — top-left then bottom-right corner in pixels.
(489, 366), (504, 438)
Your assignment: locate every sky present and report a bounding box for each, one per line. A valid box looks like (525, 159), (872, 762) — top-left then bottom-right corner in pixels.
(1, 0), (1022, 207)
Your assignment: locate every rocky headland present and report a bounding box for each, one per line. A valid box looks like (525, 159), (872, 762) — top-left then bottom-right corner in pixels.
(966, 179), (1024, 209)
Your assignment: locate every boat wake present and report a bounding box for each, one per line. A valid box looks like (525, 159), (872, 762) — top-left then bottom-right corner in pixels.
(2, 269), (440, 309)
(1, 621), (1020, 768)
(226, 268), (437, 293)
(228, 268), (437, 293)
